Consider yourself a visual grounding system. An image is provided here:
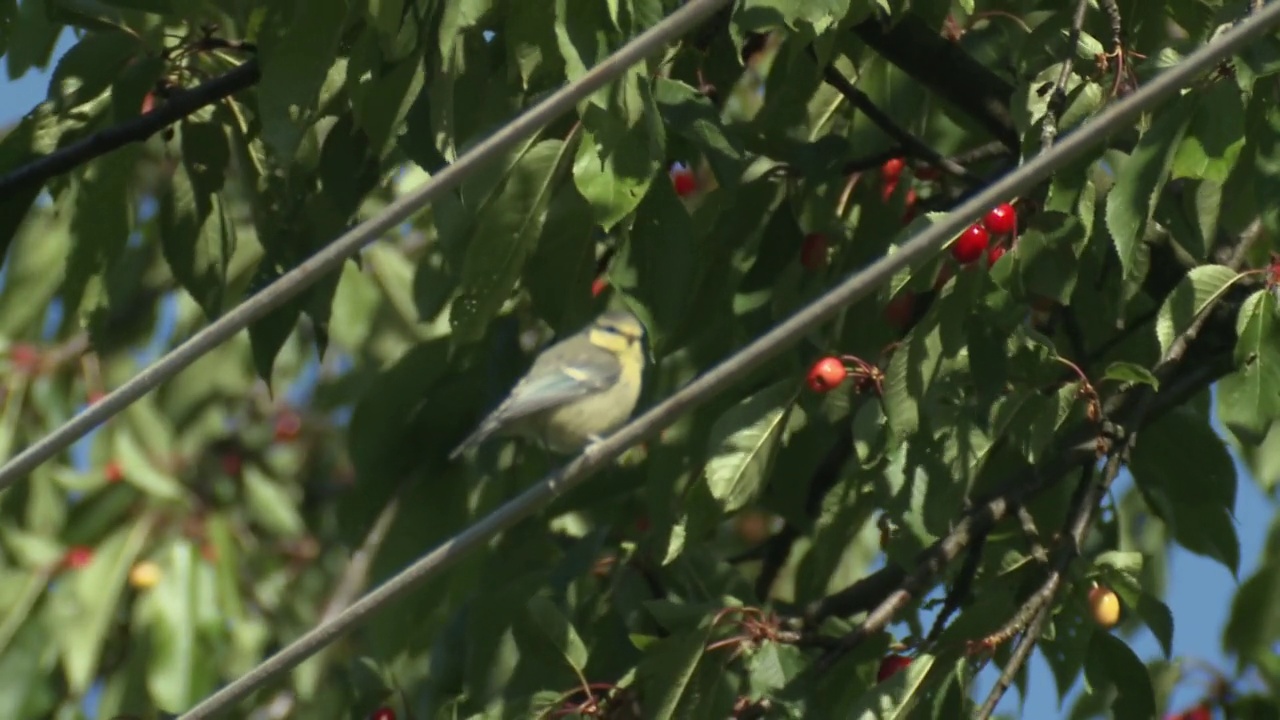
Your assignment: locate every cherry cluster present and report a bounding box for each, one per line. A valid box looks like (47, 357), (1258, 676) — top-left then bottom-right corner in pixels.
(951, 202), (1017, 266)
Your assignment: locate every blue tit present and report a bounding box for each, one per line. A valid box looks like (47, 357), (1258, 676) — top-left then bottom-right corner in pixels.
(449, 309), (647, 459)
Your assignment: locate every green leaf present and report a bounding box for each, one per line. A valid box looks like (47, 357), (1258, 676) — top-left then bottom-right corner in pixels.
(1014, 210), (1087, 304)
(524, 595), (589, 672)
(46, 29), (138, 113)
(843, 651), (939, 719)
(0, 209), (70, 336)
(114, 430), (188, 502)
(1094, 550), (1144, 575)
(636, 624), (713, 720)
(1218, 289), (1280, 444)
(1154, 264), (1241, 359)
(62, 145), (137, 325)
(571, 70), (663, 231)
(1082, 632), (1156, 720)
(1171, 81), (1246, 182)
(141, 541), (200, 711)
(45, 0), (124, 33)
(351, 53), (426, 160)
(1223, 561), (1280, 664)
(1106, 96), (1196, 281)
(702, 381), (797, 514)
(0, 526), (65, 569)
(1133, 591), (1175, 660)
(100, 0), (172, 11)
(1102, 361), (1159, 389)
(449, 138), (571, 344)
(607, 178), (698, 357)
(0, 620), (51, 718)
(243, 468), (306, 538)
(5, 0), (60, 78)
(50, 521), (149, 693)
(506, 0), (562, 89)
(524, 186), (597, 333)
(1130, 408), (1240, 574)
(255, 0), (349, 161)
(159, 120), (234, 320)
(554, 0), (613, 109)
(735, 0), (852, 34)
(653, 77), (746, 190)
(318, 114), (383, 222)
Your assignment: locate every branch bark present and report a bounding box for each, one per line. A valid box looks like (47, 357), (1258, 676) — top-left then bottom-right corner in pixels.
(0, 59), (261, 199)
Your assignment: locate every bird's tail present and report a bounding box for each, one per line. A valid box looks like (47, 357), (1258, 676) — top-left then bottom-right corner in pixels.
(448, 420), (500, 461)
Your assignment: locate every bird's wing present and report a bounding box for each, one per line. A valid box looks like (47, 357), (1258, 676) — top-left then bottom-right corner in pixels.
(497, 344), (622, 422)
(448, 344), (621, 460)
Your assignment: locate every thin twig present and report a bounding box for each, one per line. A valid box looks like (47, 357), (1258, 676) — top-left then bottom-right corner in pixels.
(1041, 0), (1091, 149)
(838, 141), (1013, 177)
(972, 237), (1261, 716)
(850, 12), (1021, 150)
(818, 64), (980, 183)
(808, 347), (1235, 673)
(974, 600), (1053, 718)
(0, 59), (261, 198)
(1016, 506), (1049, 565)
(923, 529), (987, 646)
(975, 439), (1126, 718)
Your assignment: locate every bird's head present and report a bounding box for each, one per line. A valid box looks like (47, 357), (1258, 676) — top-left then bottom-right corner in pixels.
(588, 310), (646, 353)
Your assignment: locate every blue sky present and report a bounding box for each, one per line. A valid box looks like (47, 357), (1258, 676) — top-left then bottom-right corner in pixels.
(2, 27), (1274, 720)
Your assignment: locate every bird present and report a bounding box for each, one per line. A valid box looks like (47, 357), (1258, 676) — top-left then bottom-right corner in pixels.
(448, 309), (647, 460)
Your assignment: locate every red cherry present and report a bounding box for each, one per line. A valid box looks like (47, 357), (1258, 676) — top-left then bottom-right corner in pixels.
(369, 707), (396, 720)
(1167, 706), (1212, 720)
(901, 188), (919, 224)
(672, 168), (697, 197)
(806, 357), (847, 393)
(800, 233), (829, 270)
(950, 224), (989, 264)
(880, 178), (898, 202)
(881, 157), (905, 183)
(1185, 706), (1212, 720)
(987, 245), (1006, 267)
(104, 460), (124, 484)
(64, 546), (94, 570)
(884, 292), (915, 332)
(10, 343), (40, 374)
(982, 203), (1018, 235)
(274, 411), (302, 442)
(876, 654), (912, 682)
(591, 277), (609, 298)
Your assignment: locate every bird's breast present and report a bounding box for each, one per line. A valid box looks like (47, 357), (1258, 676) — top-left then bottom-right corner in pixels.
(539, 373), (642, 454)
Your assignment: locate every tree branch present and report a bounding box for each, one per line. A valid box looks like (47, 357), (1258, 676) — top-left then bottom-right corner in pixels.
(1041, 0), (1092, 149)
(0, 59), (261, 198)
(805, 346), (1234, 673)
(850, 13), (1020, 151)
(818, 63), (980, 183)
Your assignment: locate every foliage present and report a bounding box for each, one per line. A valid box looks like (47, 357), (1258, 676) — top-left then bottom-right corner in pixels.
(0, 0), (1278, 718)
